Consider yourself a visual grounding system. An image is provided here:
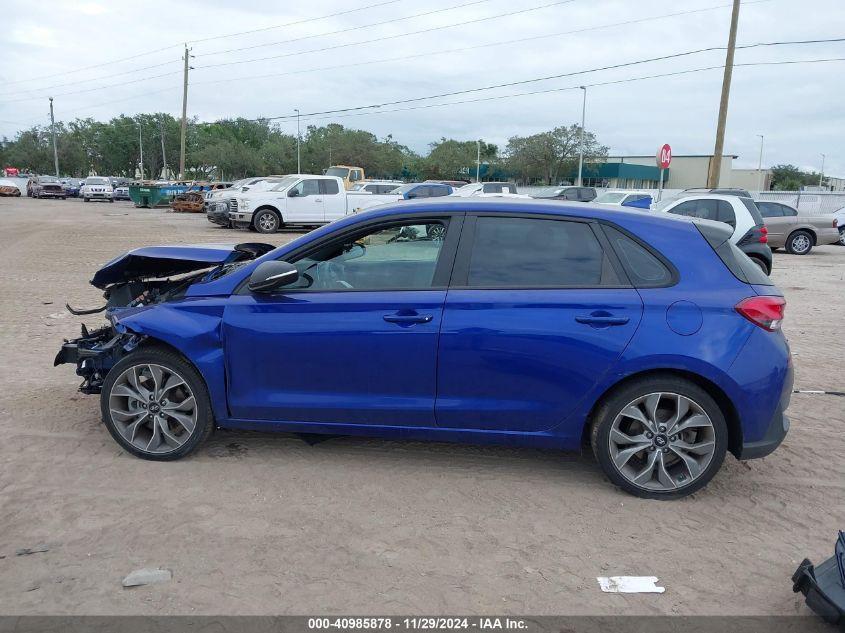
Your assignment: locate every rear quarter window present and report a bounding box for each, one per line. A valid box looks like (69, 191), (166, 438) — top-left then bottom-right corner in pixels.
(601, 225), (675, 287)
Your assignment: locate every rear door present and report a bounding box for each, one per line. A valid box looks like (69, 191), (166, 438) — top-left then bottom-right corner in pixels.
(319, 178), (345, 221)
(757, 201), (789, 245)
(435, 214), (643, 433)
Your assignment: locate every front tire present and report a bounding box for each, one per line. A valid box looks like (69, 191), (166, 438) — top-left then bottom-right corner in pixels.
(785, 230), (813, 255)
(100, 348), (214, 461)
(253, 208), (281, 233)
(590, 376), (728, 499)
(838, 227), (845, 246)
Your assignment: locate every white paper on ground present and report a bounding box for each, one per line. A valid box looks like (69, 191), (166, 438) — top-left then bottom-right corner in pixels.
(597, 576), (665, 594)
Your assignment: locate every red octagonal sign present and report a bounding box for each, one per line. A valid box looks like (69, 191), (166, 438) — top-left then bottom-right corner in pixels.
(657, 144), (672, 169)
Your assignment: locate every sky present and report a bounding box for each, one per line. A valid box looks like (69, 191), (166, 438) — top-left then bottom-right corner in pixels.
(1, 0), (844, 175)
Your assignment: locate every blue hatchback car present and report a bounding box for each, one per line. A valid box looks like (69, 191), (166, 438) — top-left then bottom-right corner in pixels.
(56, 199), (792, 499)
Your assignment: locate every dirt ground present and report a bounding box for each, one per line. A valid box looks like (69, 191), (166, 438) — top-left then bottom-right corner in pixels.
(0, 195), (843, 616)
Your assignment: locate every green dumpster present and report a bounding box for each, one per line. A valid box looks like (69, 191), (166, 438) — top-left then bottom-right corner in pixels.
(128, 182), (192, 208)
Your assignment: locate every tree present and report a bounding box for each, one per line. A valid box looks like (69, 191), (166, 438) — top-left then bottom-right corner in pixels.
(505, 124), (607, 185)
(769, 164), (821, 191)
(422, 139), (497, 181)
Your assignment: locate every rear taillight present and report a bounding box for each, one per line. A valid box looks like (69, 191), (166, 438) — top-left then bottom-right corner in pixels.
(735, 296), (786, 331)
(759, 225), (768, 243)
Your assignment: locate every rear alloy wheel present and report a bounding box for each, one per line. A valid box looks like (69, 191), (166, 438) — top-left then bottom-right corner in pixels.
(100, 349), (214, 460)
(785, 230), (813, 255)
(427, 224), (447, 241)
(253, 209), (281, 234)
(591, 377), (727, 499)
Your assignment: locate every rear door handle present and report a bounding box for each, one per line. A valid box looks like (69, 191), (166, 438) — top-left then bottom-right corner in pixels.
(575, 314), (630, 326)
(383, 314), (433, 325)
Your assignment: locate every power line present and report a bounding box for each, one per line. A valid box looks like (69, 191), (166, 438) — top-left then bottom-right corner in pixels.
(290, 57), (845, 123)
(195, 0), (498, 58)
(254, 38), (845, 121)
(189, 0), (773, 88)
(0, 0), (405, 93)
(195, 0), (576, 70)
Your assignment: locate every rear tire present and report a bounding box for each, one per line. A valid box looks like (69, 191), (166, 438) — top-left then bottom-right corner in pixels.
(100, 348), (214, 461)
(590, 375), (728, 500)
(750, 256), (770, 275)
(785, 230), (813, 255)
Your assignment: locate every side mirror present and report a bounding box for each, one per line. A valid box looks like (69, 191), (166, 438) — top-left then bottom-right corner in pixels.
(288, 188), (300, 197)
(248, 261), (299, 293)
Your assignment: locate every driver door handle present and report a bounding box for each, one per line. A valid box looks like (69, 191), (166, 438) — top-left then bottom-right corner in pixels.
(383, 313), (433, 325)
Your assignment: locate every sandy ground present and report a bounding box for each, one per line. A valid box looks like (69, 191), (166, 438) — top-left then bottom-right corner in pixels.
(0, 195), (843, 616)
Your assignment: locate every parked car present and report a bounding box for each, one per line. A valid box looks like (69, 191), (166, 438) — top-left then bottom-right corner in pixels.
(29, 175), (66, 199)
(533, 185), (598, 202)
(833, 207), (845, 245)
(325, 165), (365, 190)
(113, 186), (131, 201)
(228, 175), (401, 233)
(207, 177), (289, 227)
(593, 190), (653, 207)
(452, 182), (521, 197)
(55, 199), (793, 499)
(392, 182), (453, 199)
(0, 178), (22, 196)
(351, 180), (404, 194)
(81, 176), (114, 202)
(61, 178), (82, 197)
(655, 194), (772, 274)
(426, 179), (469, 189)
(755, 201), (839, 254)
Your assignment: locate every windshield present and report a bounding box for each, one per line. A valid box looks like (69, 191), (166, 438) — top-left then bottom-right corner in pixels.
(40, 176), (59, 183)
(594, 192), (628, 204)
(452, 183), (482, 196)
(268, 176), (300, 192)
(351, 183), (367, 191)
(531, 187), (565, 198)
(654, 195), (682, 212)
(392, 184), (421, 194)
(86, 177), (109, 185)
(326, 167), (350, 178)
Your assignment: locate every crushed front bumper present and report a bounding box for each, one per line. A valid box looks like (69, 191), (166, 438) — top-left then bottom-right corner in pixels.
(55, 324), (140, 394)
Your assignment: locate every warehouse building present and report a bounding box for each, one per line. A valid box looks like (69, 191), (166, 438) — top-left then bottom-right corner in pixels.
(578, 154), (736, 189)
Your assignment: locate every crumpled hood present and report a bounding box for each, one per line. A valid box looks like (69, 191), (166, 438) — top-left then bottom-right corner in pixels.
(90, 242), (275, 289)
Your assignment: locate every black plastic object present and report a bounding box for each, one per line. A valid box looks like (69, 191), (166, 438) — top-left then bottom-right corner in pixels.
(792, 531), (845, 624)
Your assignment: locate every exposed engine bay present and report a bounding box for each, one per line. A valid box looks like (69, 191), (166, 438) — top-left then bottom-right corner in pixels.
(55, 242), (274, 393)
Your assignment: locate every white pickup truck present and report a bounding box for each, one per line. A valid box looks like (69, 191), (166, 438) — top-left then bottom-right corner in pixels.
(228, 174), (401, 233)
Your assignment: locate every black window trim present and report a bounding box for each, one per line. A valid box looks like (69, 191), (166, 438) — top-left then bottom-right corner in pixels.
(235, 211), (464, 295)
(449, 212), (634, 290)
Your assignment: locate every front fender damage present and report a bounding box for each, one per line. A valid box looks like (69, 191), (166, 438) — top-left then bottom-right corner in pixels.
(54, 323), (144, 394)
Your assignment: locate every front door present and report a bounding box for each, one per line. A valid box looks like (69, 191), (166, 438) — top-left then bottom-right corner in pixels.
(286, 178), (324, 223)
(224, 215), (461, 426)
(435, 214), (643, 433)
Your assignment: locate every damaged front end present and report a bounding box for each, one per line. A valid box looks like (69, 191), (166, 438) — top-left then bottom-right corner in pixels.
(55, 241), (274, 394)
(54, 322), (143, 394)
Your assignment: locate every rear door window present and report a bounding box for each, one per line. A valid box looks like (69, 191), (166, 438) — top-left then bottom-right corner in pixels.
(716, 200), (736, 227)
(464, 217), (619, 287)
(320, 179), (340, 195)
(757, 202), (782, 218)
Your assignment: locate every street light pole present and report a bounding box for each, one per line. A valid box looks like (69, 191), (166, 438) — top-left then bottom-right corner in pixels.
(295, 109), (301, 174)
(48, 97), (59, 177)
(577, 86), (586, 186)
(476, 140), (481, 183)
(819, 153), (826, 188)
(756, 134), (764, 192)
(138, 121), (144, 180)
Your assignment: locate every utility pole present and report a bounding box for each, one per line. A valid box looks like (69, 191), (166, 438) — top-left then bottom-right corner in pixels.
(756, 134), (764, 192)
(476, 140), (481, 182)
(138, 121), (144, 180)
(576, 86), (587, 186)
(707, 0), (741, 188)
(816, 154), (825, 187)
(48, 97), (59, 177)
(295, 109), (301, 173)
(159, 118), (168, 180)
(179, 45), (192, 179)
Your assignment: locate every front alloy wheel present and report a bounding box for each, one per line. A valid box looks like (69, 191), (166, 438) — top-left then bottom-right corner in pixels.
(101, 349), (214, 460)
(786, 230), (813, 255)
(254, 209), (280, 233)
